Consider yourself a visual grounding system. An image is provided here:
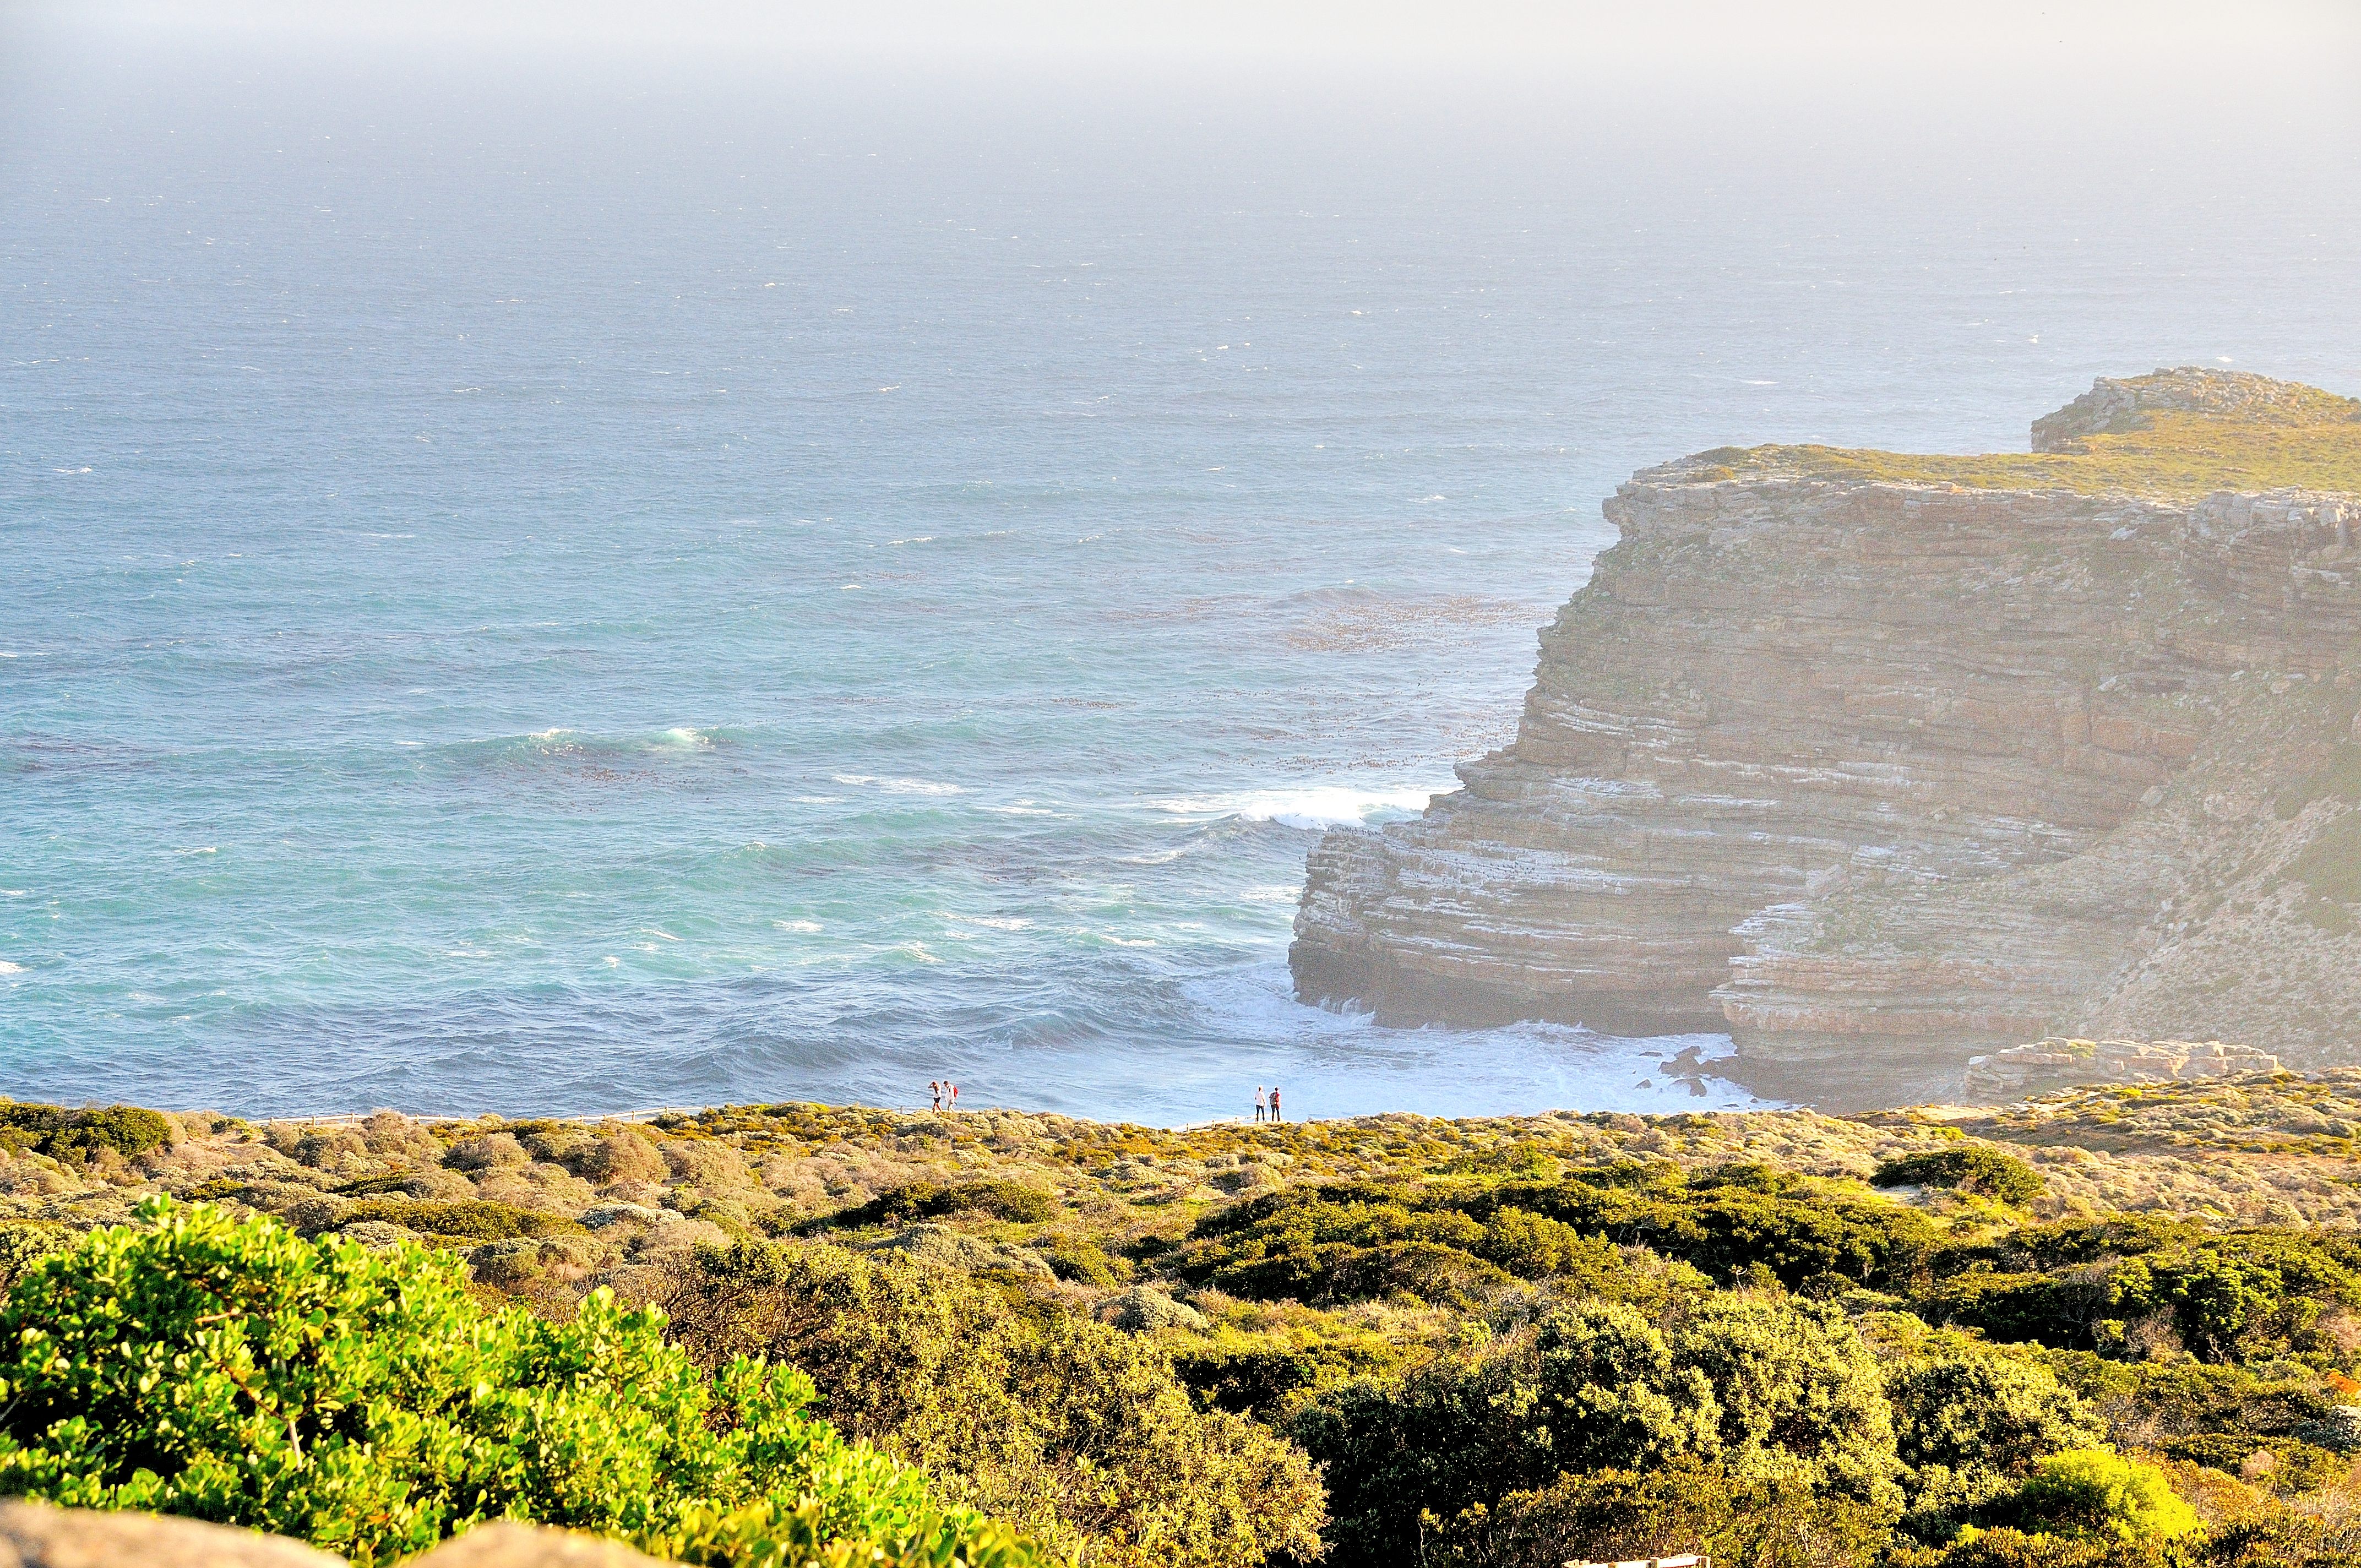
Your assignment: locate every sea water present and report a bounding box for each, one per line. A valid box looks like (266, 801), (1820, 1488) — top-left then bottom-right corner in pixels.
(4, 36), (2358, 1119)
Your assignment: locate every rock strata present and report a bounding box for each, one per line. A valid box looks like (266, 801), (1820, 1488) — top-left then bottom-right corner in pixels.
(1962, 1038), (2281, 1102)
(1292, 371), (2361, 1107)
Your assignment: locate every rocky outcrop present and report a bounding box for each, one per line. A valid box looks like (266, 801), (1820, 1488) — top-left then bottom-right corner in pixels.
(1961, 1038), (2281, 1102)
(0, 1505), (669, 1568)
(0, 1500), (346, 1568)
(1292, 371), (2361, 1107)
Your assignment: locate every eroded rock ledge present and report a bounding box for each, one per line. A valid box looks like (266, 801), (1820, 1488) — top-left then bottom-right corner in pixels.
(1291, 371), (2361, 1108)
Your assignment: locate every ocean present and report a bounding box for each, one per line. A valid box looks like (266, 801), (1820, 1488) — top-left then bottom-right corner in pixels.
(4, 24), (2358, 1120)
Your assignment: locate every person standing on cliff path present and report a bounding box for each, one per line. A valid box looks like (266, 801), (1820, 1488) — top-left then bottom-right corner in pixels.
(1254, 1086), (1266, 1122)
(930, 1081), (942, 1113)
(949, 1082), (960, 1112)
(1268, 1084), (1282, 1123)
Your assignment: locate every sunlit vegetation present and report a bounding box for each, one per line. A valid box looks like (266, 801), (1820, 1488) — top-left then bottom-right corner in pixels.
(1713, 378), (2361, 498)
(14, 1073), (2361, 1565)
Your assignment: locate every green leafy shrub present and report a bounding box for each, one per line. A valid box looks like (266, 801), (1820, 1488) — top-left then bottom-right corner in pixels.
(2042, 1355), (2336, 1446)
(2004, 1451), (2200, 1543)
(1165, 1173), (1809, 1306)
(1875, 1148), (2046, 1204)
(1433, 1458), (1893, 1568)
(655, 1237), (1325, 1568)
(824, 1180), (1059, 1229)
(0, 1199), (1039, 1568)
(1488, 1165), (1941, 1291)
(1918, 1231), (2361, 1364)
(1889, 1354), (2107, 1476)
(2161, 1434), (2349, 1494)
(0, 1221), (70, 1293)
(0, 1101), (174, 1161)
(1171, 1335), (1405, 1418)
(1931, 1527), (2169, 1568)
(339, 1198), (589, 1240)
(1291, 1293), (1903, 1567)
(1030, 1233), (1125, 1287)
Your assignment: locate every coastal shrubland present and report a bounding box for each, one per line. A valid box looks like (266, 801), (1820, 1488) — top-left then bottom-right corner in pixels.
(15, 1072), (2361, 1564)
(0, 1197), (1037, 1568)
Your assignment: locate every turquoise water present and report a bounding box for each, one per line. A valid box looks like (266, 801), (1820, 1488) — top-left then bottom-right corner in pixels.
(4, 41), (2358, 1119)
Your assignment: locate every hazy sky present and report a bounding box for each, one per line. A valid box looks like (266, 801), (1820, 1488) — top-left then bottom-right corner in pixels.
(9, 0), (2358, 77)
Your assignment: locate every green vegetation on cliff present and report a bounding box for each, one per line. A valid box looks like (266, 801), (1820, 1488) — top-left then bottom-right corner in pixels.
(1723, 374), (2361, 498)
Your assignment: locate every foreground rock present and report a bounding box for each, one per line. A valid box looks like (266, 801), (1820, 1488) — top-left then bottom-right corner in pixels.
(0, 1504), (667, 1568)
(1292, 370), (2361, 1107)
(0, 1502), (345, 1568)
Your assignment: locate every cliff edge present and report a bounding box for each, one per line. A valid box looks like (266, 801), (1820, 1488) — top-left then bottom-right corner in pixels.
(1291, 369), (2361, 1107)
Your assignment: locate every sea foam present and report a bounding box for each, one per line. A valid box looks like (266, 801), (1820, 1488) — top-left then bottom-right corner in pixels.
(1150, 785), (1444, 831)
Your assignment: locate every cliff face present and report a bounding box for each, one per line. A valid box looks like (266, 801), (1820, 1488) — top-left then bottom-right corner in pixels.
(1292, 371), (2361, 1106)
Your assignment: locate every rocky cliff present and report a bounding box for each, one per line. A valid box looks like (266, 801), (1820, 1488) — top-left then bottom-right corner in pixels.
(1292, 370), (2361, 1107)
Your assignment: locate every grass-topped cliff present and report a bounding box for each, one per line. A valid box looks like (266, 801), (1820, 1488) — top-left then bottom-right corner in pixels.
(1699, 368), (2361, 498)
(1295, 369), (2361, 1104)
(18, 1072), (2361, 1565)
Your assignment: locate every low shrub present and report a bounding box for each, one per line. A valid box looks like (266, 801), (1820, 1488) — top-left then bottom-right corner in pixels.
(654, 1237), (1325, 1568)
(1930, 1527), (2169, 1568)
(824, 1179), (1060, 1229)
(1432, 1458), (1893, 1568)
(0, 1221), (69, 1293)
(2004, 1451), (2200, 1543)
(1292, 1294), (1904, 1567)
(1889, 1353), (2107, 1476)
(338, 1198), (587, 1240)
(2161, 1434), (2349, 1494)
(0, 1102), (175, 1162)
(1875, 1148), (2046, 1205)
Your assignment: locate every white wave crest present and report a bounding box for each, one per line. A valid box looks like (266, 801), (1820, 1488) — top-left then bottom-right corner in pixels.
(945, 913), (1032, 931)
(0, 960), (23, 976)
(1149, 784), (1441, 830)
(833, 774), (965, 796)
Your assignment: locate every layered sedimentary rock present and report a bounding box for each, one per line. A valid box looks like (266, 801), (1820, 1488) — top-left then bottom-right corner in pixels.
(1961, 1038), (2280, 1103)
(1293, 371), (2361, 1107)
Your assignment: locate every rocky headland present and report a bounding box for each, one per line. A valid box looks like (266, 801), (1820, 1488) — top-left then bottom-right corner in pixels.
(1291, 369), (2361, 1107)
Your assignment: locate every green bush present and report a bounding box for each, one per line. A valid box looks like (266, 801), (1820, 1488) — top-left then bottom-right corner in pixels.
(2042, 1355), (2335, 1444)
(1490, 1166), (1941, 1291)
(1874, 1148), (2046, 1205)
(0, 1221), (70, 1293)
(654, 1237), (1325, 1568)
(1164, 1178), (1737, 1307)
(0, 1101), (174, 1162)
(1889, 1354), (2107, 1476)
(2004, 1451), (2200, 1543)
(825, 1180), (1059, 1228)
(1291, 1293), (1903, 1567)
(1030, 1233), (1125, 1287)
(0, 1199), (1039, 1568)
(2161, 1434), (2349, 1494)
(339, 1198), (589, 1240)
(1932, 1526), (2169, 1568)
(1918, 1231), (2361, 1364)
(1433, 1458), (1892, 1568)
(1171, 1336), (1404, 1418)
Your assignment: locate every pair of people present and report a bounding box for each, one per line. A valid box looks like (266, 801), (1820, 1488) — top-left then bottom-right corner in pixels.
(929, 1079), (960, 1113)
(1253, 1084), (1283, 1123)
